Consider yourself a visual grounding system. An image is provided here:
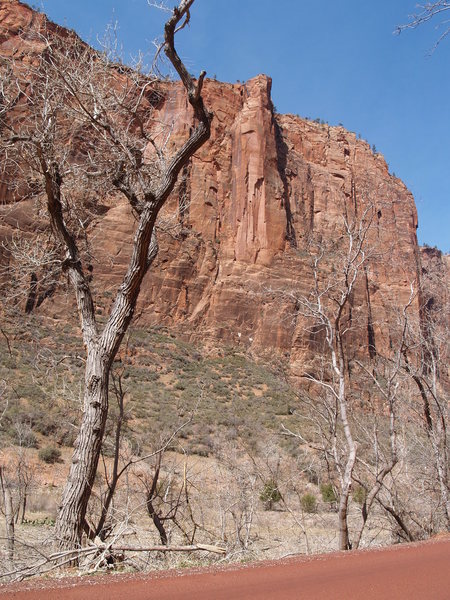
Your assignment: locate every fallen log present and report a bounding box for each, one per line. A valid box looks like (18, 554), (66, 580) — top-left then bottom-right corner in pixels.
(109, 543), (226, 555)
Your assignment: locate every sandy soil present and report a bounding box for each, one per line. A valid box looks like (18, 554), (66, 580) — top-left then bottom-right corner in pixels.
(1, 536), (449, 600)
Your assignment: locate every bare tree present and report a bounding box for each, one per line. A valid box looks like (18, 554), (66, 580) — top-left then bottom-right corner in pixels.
(400, 256), (449, 530)
(0, 0), (212, 551)
(350, 292), (415, 549)
(348, 277), (448, 545)
(282, 199), (377, 550)
(136, 451), (205, 547)
(396, 1), (450, 49)
(213, 445), (259, 554)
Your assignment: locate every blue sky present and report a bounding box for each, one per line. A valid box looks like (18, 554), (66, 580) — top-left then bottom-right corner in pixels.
(38, 0), (449, 252)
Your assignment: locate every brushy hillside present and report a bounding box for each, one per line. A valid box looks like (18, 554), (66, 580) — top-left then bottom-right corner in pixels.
(0, 314), (301, 459)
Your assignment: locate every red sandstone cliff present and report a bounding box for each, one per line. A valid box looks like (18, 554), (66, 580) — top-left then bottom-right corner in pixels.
(0, 1), (438, 377)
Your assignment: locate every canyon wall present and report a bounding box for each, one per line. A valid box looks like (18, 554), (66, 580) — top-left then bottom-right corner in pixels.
(0, 0), (433, 377)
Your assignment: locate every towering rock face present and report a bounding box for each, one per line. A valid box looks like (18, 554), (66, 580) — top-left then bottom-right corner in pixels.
(0, 1), (431, 376)
(81, 74), (422, 375)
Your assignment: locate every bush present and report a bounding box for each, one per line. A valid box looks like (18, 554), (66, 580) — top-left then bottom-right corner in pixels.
(260, 479), (282, 510)
(7, 426), (38, 448)
(320, 483), (337, 503)
(38, 445), (62, 464)
(300, 493), (317, 514)
(352, 485), (367, 505)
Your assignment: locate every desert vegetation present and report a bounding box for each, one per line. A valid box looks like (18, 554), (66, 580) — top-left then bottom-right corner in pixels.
(0, 290), (448, 579)
(0, 0), (448, 584)
(1, 0), (212, 554)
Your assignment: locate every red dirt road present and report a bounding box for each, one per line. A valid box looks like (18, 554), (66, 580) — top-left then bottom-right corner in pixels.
(1, 537), (449, 600)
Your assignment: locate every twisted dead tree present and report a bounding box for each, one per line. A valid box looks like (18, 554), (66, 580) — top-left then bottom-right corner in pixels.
(1, 0), (212, 551)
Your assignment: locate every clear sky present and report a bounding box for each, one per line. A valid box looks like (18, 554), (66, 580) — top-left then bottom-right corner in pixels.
(37, 0), (449, 252)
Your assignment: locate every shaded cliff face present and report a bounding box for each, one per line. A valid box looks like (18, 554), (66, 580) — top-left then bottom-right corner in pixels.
(0, 1), (426, 376)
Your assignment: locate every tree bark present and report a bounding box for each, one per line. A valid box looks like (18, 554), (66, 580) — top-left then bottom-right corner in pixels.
(55, 349), (110, 549)
(337, 444), (356, 551)
(334, 339), (357, 551)
(0, 466), (15, 561)
(20, 494), (27, 524)
(95, 374), (125, 540)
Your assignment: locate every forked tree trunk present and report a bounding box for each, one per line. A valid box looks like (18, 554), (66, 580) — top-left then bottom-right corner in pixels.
(49, 0), (211, 552)
(55, 350), (110, 549)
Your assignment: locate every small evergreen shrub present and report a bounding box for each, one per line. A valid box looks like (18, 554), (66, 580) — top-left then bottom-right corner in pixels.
(300, 493), (317, 513)
(260, 479), (282, 510)
(38, 445), (62, 464)
(352, 485), (367, 505)
(320, 483), (337, 503)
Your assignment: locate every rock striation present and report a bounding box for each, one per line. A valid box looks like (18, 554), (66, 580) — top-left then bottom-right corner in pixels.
(0, 0), (441, 378)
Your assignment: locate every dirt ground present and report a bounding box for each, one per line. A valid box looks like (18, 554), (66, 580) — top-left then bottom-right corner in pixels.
(1, 536), (449, 600)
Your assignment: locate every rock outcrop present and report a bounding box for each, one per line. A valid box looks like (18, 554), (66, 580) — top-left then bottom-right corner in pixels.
(0, 0), (440, 378)
(93, 76), (421, 374)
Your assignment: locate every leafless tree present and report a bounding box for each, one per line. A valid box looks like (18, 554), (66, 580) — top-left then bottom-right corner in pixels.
(214, 447), (258, 554)
(396, 1), (450, 49)
(349, 291), (416, 549)
(0, 0), (212, 551)
(348, 272), (448, 544)
(8, 429), (36, 526)
(400, 256), (449, 529)
(135, 450), (206, 547)
(282, 199), (377, 550)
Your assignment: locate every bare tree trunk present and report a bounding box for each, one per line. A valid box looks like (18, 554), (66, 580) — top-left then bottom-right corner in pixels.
(55, 351), (110, 549)
(337, 439), (356, 550)
(0, 466), (14, 561)
(144, 453), (168, 545)
(146, 497), (169, 546)
(335, 343), (357, 551)
(352, 463), (395, 549)
(376, 496), (416, 543)
(20, 494), (27, 524)
(94, 374), (124, 541)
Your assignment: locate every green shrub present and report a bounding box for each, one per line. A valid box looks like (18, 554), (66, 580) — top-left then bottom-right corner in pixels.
(352, 485), (367, 505)
(38, 445), (62, 464)
(300, 493), (317, 513)
(320, 483), (337, 503)
(260, 479), (282, 510)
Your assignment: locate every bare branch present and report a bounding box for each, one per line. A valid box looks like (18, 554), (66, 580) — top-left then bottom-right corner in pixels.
(396, 1), (450, 50)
